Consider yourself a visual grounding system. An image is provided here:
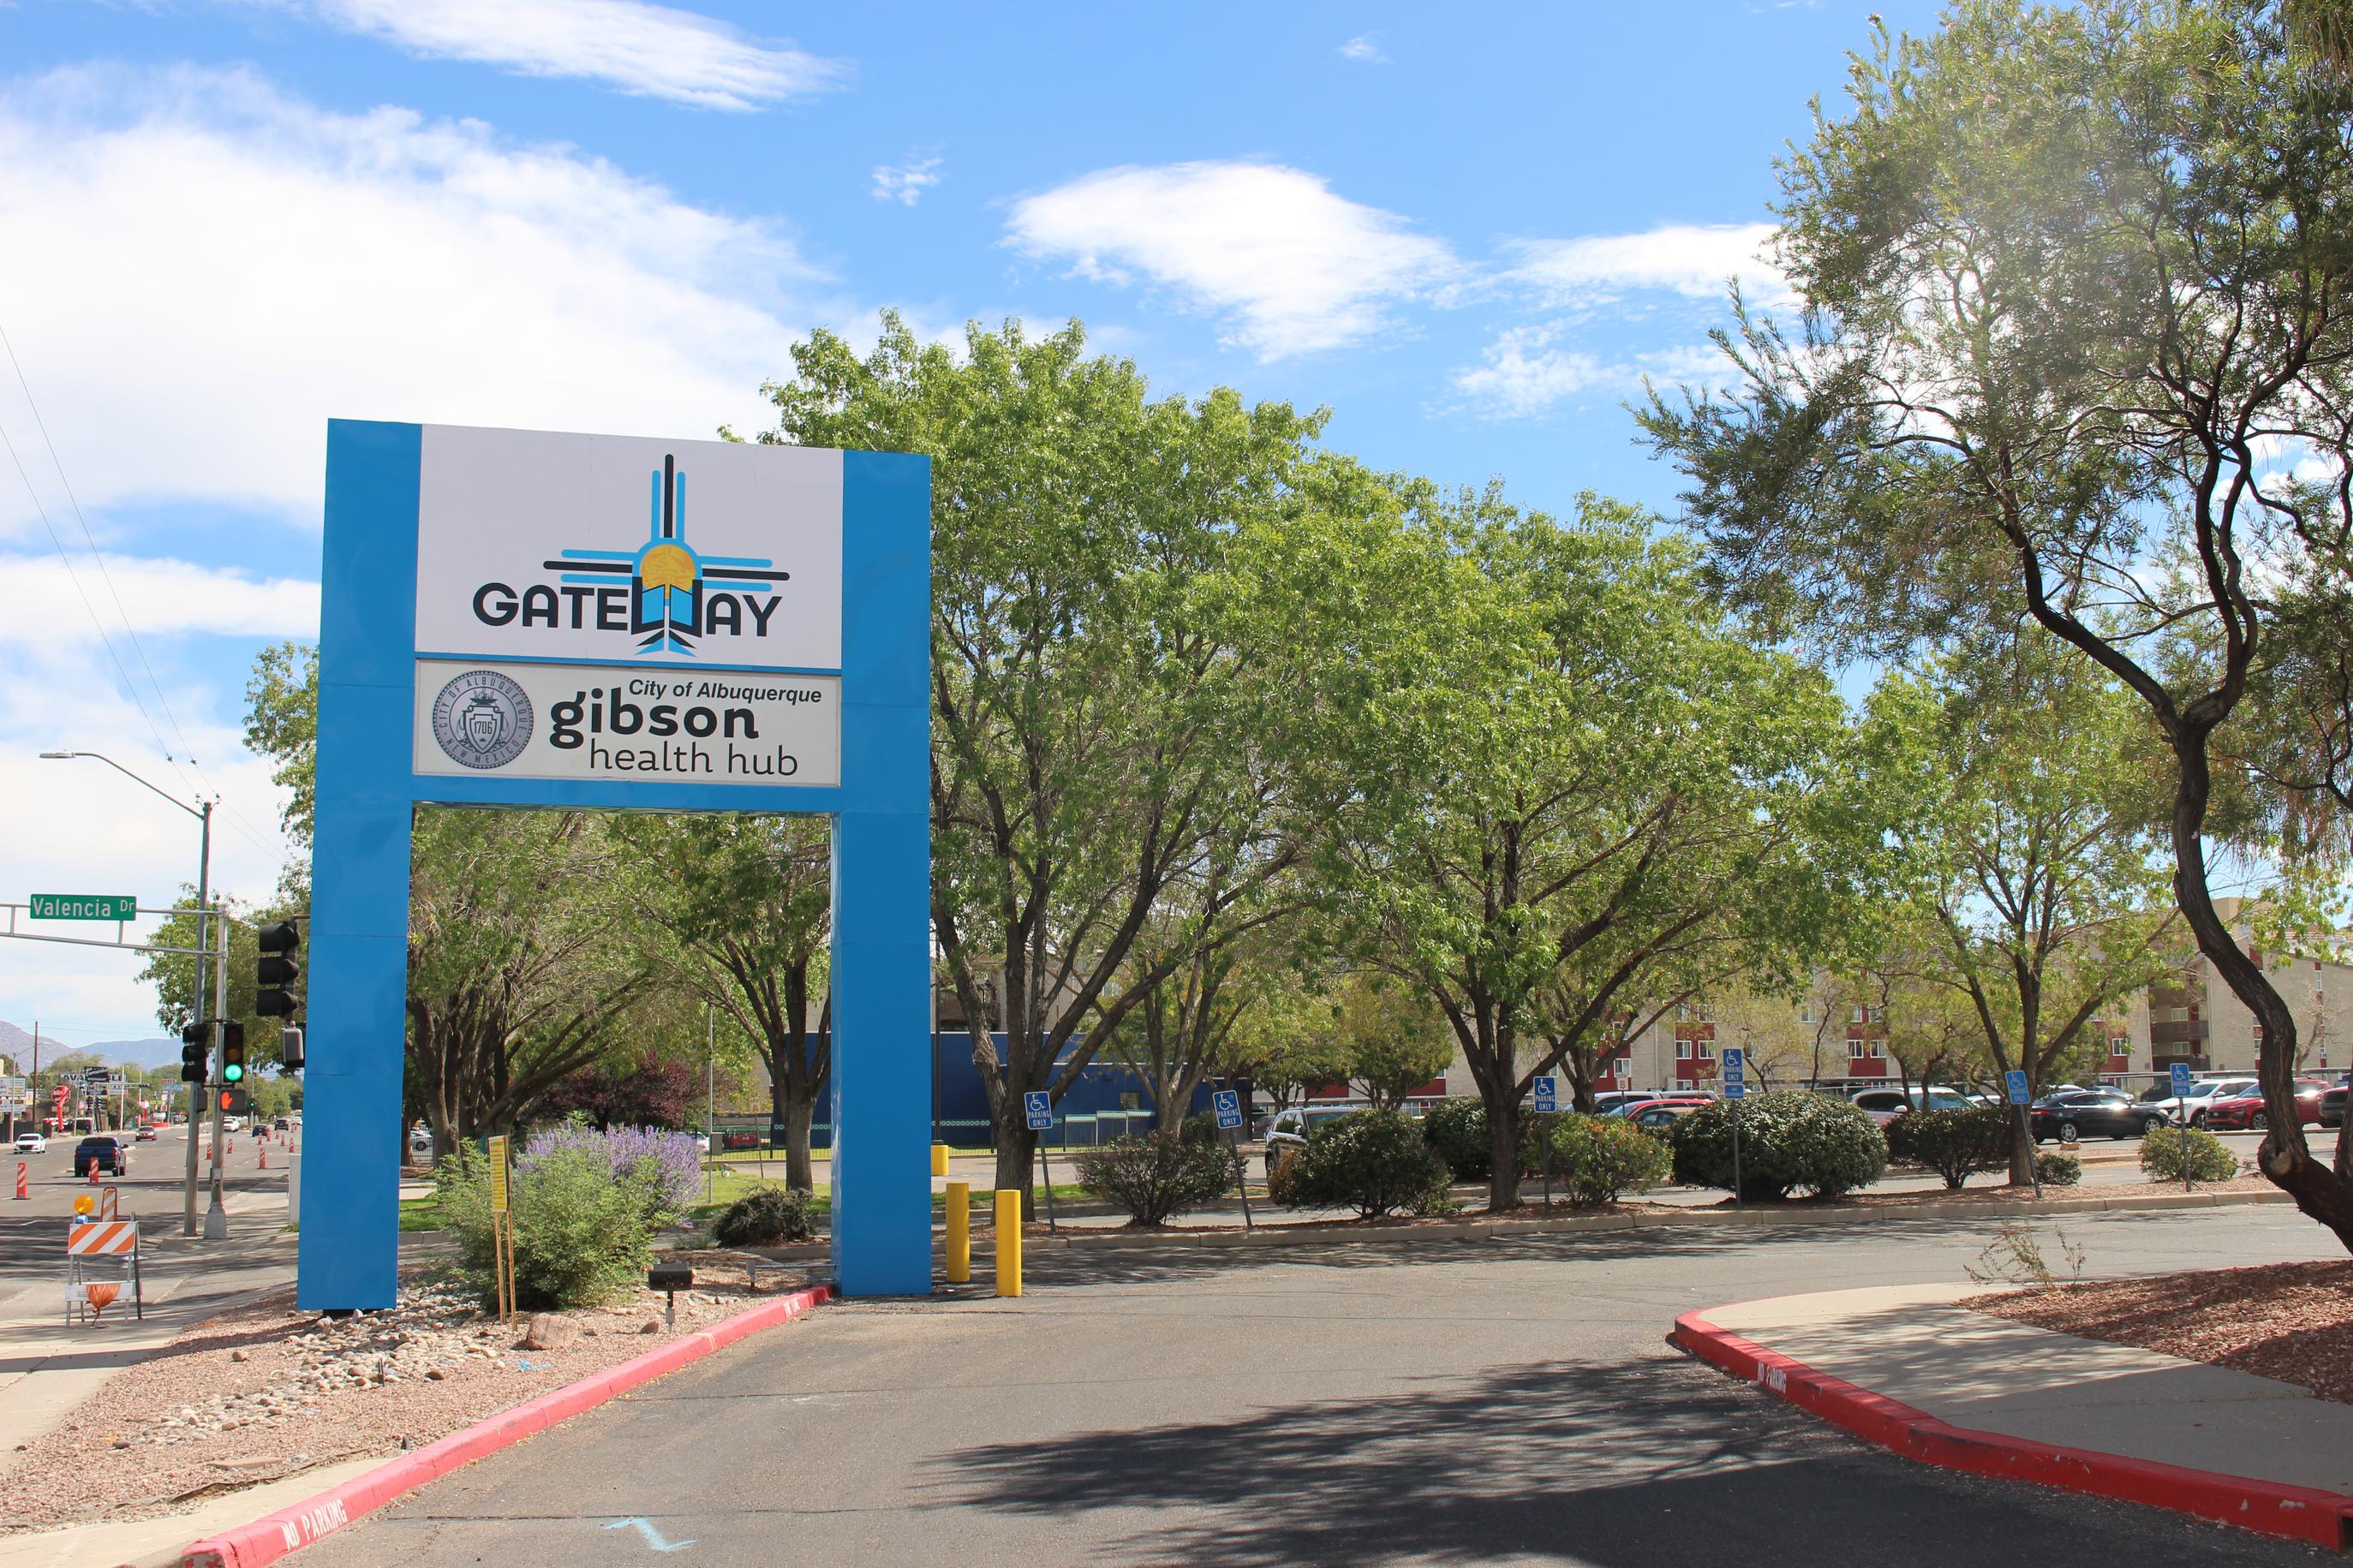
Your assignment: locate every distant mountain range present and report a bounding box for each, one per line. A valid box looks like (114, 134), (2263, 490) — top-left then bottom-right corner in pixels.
(0, 1021), (178, 1071)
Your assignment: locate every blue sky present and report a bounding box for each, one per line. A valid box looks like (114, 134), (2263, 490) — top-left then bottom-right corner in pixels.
(0, 0), (1944, 1042)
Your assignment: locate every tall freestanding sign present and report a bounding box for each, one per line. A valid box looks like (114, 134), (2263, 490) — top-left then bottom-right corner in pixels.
(302, 421), (931, 1307)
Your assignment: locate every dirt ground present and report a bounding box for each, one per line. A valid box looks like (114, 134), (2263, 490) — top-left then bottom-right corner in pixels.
(1968, 1259), (2353, 1405)
(0, 1250), (820, 1533)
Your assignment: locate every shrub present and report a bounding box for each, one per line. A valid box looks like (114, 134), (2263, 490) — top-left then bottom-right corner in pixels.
(1421, 1098), (1492, 1181)
(1668, 1091), (1887, 1201)
(439, 1142), (660, 1311)
(1884, 1106), (2011, 1189)
(2034, 1151), (2083, 1187)
(523, 1121), (703, 1219)
(1266, 1146), (1305, 1207)
(711, 1183), (815, 1247)
(1279, 1109), (1452, 1218)
(2140, 1125), (2237, 1183)
(1547, 1113), (1671, 1204)
(1074, 1130), (1235, 1225)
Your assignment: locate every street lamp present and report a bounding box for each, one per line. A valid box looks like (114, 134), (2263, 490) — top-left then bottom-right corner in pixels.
(39, 750), (223, 1237)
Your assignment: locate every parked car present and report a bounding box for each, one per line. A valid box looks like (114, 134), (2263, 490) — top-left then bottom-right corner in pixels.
(1262, 1106), (1365, 1177)
(2321, 1086), (2346, 1130)
(1848, 1087), (1974, 1126)
(1627, 1103), (1699, 1133)
(2029, 1088), (2170, 1143)
(272, 1117), (291, 1131)
(2201, 1081), (2331, 1132)
(1602, 1095), (1713, 1120)
(221, 1117), (244, 1134)
(13, 1131), (47, 1154)
(72, 1136), (127, 1177)
(407, 1124), (433, 1154)
(720, 1129), (762, 1150)
(2138, 1076), (2257, 1127)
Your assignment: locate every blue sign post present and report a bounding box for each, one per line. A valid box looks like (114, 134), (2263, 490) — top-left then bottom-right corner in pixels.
(1023, 1090), (1059, 1232)
(1211, 1088), (1252, 1230)
(302, 422), (932, 1308)
(2168, 1062), (2196, 1192)
(2004, 1070), (2040, 1200)
(1721, 1047), (1747, 1100)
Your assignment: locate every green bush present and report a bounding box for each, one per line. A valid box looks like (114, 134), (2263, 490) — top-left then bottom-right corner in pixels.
(1547, 1113), (1671, 1204)
(2140, 1125), (2238, 1183)
(2034, 1151), (2083, 1186)
(1668, 1091), (1888, 1201)
(439, 1142), (661, 1311)
(1421, 1098), (1492, 1181)
(1884, 1106), (2011, 1189)
(711, 1184), (815, 1246)
(1279, 1109), (1453, 1218)
(1074, 1130), (1234, 1225)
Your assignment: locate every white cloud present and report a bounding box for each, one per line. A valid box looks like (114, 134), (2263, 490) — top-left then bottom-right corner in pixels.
(1454, 329), (1727, 420)
(1338, 33), (1388, 63)
(1005, 160), (1457, 360)
(253, 0), (845, 110)
(0, 64), (839, 534)
(1504, 222), (1790, 308)
(0, 553), (318, 646)
(871, 155), (941, 206)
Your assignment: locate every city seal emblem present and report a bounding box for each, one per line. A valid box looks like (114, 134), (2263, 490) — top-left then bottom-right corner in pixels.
(430, 669), (534, 770)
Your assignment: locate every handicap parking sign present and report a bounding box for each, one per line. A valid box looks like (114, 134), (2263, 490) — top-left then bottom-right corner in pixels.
(1722, 1047), (1746, 1100)
(1531, 1076), (1558, 1113)
(2004, 1069), (2030, 1106)
(1024, 1090), (1053, 1130)
(1212, 1089), (1244, 1130)
(2169, 1062), (2194, 1096)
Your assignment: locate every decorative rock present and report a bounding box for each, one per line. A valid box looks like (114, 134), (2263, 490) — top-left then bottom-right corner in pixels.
(230, 1349), (251, 1362)
(520, 1314), (578, 1351)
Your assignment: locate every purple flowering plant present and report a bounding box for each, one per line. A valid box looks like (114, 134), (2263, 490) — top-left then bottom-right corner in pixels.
(523, 1119), (704, 1217)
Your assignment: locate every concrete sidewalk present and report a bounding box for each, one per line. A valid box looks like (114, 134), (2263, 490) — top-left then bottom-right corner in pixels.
(1681, 1282), (2353, 1547)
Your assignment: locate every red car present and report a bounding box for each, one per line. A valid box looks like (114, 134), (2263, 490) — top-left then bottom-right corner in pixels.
(2201, 1081), (2329, 1131)
(1606, 1096), (1712, 1121)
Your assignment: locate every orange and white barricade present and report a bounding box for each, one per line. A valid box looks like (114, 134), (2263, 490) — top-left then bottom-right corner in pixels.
(64, 1218), (142, 1325)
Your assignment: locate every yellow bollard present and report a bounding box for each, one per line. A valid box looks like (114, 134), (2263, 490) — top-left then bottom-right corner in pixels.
(994, 1189), (1023, 1297)
(946, 1180), (970, 1284)
(931, 1142), (950, 1177)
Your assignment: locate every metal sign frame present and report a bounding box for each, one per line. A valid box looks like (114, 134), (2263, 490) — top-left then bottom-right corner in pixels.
(302, 420), (931, 1309)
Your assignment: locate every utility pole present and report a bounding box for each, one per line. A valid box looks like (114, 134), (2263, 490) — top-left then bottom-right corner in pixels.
(203, 908), (229, 1239)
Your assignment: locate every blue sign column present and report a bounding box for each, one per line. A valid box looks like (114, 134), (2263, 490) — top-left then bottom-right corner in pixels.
(300, 423), (934, 1309)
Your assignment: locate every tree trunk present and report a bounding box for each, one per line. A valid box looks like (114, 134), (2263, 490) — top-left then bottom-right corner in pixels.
(994, 1117), (1039, 1221)
(2171, 734), (2353, 1251)
(1485, 1099), (1523, 1211)
(784, 1098), (815, 1193)
(2005, 1106), (2035, 1189)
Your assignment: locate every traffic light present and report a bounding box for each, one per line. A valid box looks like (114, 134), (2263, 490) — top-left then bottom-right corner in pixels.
(278, 1026), (305, 1073)
(217, 1087), (250, 1117)
(254, 921), (302, 1017)
(179, 1022), (208, 1084)
(220, 1022), (247, 1085)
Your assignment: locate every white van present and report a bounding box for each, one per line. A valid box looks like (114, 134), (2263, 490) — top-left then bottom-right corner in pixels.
(1848, 1086), (1973, 1126)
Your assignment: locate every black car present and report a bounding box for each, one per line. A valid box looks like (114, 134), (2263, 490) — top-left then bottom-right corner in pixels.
(72, 1136), (127, 1177)
(2029, 1088), (2168, 1143)
(2323, 1087), (2347, 1130)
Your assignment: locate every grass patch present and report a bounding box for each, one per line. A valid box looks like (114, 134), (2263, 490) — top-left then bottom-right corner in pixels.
(397, 1193), (443, 1231)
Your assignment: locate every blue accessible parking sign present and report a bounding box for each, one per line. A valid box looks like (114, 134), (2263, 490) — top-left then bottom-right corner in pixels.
(1024, 1091), (1054, 1131)
(2170, 1062), (2194, 1097)
(1531, 1076), (1559, 1114)
(1722, 1047), (1747, 1100)
(2005, 1070), (2031, 1105)
(1212, 1089), (1244, 1130)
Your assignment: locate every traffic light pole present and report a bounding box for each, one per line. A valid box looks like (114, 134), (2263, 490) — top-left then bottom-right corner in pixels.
(203, 909), (230, 1240)
(184, 800), (212, 1238)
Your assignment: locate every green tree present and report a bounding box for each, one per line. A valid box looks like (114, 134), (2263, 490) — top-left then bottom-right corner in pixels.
(1269, 484), (1869, 1207)
(759, 314), (1318, 1210)
(1641, 0), (2353, 1239)
(619, 814), (834, 1189)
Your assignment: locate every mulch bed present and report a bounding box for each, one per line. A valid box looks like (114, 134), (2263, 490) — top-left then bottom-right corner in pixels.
(1968, 1261), (2353, 1405)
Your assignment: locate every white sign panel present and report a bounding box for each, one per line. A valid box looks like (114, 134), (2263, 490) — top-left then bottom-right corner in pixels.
(412, 659), (840, 788)
(414, 426), (844, 672)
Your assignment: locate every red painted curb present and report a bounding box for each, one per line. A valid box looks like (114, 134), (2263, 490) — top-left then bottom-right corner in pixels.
(170, 1282), (834, 1568)
(1672, 1307), (2353, 1552)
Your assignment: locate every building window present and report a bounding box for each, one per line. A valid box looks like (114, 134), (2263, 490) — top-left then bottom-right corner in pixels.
(1801, 1007), (1816, 1024)
(1697, 1040), (1716, 1060)
(1675, 1004), (1690, 1022)
(1849, 1037), (1868, 1058)
(1675, 1040), (1693, 1059)
(1850, 1005), (1866, 1023)
(1615, 1057), (1631, 1079)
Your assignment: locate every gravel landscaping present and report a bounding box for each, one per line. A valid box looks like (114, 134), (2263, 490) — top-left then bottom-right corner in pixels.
(1968, 1259), (2353, 1405)
(0, 1251), (820, 1535)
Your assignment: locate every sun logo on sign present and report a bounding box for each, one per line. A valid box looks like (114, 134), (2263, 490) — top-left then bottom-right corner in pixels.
(544, 455), (789, 657)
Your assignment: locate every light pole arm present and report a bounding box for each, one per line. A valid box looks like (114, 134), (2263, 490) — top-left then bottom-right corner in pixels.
(41, 751), (203, 820)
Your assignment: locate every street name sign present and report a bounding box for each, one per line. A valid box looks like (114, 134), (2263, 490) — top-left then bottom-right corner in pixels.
(1212, 1089), (1244, 1130)
(30, 894), (134, 921)
(1024, 1091), (1054, 1131)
